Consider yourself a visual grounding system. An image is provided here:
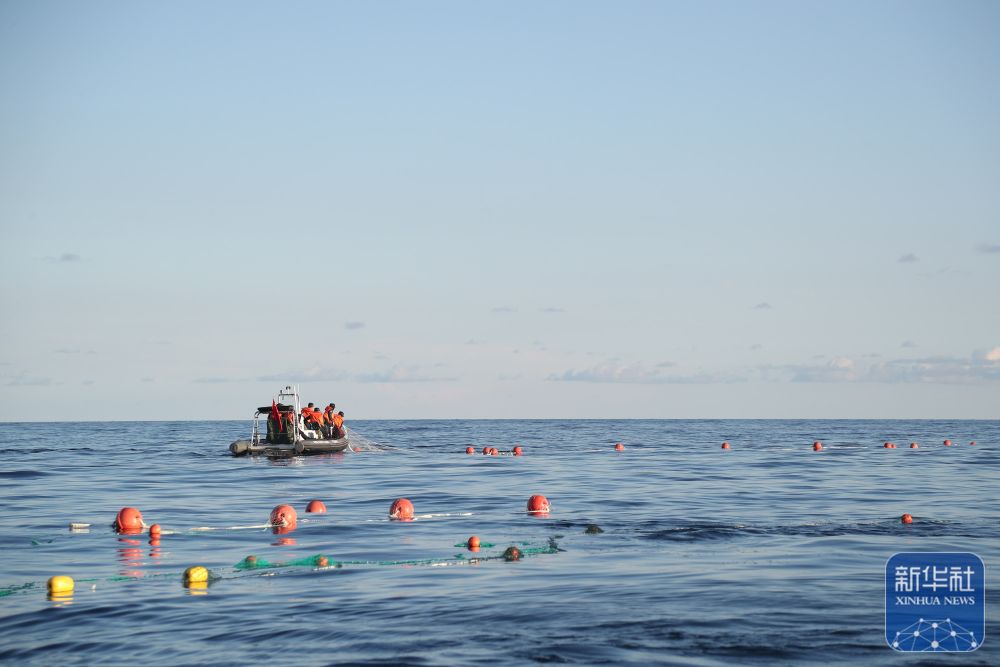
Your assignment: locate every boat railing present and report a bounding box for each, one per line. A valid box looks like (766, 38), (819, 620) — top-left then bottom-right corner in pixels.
(251, 411), (261, 445)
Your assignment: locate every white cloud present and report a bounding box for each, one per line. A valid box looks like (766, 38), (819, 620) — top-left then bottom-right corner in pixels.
(778, 348), (1000, 384)
(976, 346), (1000, 362)
(257, 366), (349, 382)
(356, 365), (458, 383)
(548, 360), (725, 384)
(3, 372), (57, 387)
(788, 357), (860, 382)
(41, 253), (81, 263)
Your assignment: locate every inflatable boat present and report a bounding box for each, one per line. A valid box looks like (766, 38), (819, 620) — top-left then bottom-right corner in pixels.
(229, 385), (350, 457)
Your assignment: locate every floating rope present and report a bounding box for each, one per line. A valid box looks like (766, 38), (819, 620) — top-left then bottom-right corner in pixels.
(1, 538), (563, 598)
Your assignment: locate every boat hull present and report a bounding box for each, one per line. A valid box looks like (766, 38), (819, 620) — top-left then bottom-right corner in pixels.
(230, 436), (349, 457)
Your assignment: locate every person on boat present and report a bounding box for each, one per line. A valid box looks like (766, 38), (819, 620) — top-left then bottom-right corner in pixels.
(332, 410), (346, 439)
(294, 403), (318, 438)
(322, 403), (336, 437)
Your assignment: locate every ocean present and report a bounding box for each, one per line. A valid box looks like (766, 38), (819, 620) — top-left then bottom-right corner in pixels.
(0, 419), (997, 666)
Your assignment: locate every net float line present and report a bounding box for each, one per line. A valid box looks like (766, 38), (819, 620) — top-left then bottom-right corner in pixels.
(2, 538), (566, 599)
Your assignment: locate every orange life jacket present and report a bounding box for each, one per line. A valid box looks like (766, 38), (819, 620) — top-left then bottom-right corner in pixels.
(333, 414), (344, 428)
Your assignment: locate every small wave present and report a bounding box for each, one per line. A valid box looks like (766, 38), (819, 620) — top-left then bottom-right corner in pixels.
(633, 517), (985, 542)
(0, 470), (48, 479)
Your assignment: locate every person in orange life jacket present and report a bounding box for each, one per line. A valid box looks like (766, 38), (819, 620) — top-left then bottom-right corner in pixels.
(300, 403), (322, 433)
(321, 403), (336, 437)
(329, 410), (345, 438)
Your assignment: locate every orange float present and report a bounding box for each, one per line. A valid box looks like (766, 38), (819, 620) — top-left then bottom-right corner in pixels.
(527, 494), (550, 515)
(389, 498), (414, 520)
(306, 499), (326, 513)
(115, 507), (144, 534)
(270, 504), (297, 531)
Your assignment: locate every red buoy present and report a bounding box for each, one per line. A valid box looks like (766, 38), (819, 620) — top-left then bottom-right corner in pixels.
(910, 442), (919, 449)
(317, 556), (329, 567)
(466, 446), (474, 454)
(614, 442), (624, 451)
(467, 535), (480, 549)
(944, 439), (952, 446)
(482, 447), (490, 455)
(901, 513), (913, 524)
(306, 499), (326, 513)
(721, 442), (730, 450)
(813, 442), (823, 451)
(389, 498), (414, 520)
(149, 524), (162, 536)
(115, 507), (144, 534)
(970, 441), (976, 446)
(513, 446), (523, 456)
(527, 494), (550, 515)
(270, 504), (297, 530)
(883, 442), (896, 449)
(489, 447), (499, 456)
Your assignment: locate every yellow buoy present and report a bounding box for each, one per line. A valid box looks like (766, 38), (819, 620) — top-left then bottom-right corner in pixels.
(48, 575), (74, 594)
(185, 580), (208, 594)
(183, 566), (209, 584)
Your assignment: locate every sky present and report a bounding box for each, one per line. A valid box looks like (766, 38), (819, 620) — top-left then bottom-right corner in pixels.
(1, 1), (998, 421)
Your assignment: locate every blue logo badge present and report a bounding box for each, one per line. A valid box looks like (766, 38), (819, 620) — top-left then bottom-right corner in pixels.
(886, 552), (984, 651)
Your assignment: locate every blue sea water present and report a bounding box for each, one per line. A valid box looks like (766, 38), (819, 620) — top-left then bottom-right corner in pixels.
(0, 419), (997, 666)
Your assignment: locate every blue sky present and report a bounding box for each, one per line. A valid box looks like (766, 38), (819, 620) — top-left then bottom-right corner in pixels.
(1, 1), (998, 420)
